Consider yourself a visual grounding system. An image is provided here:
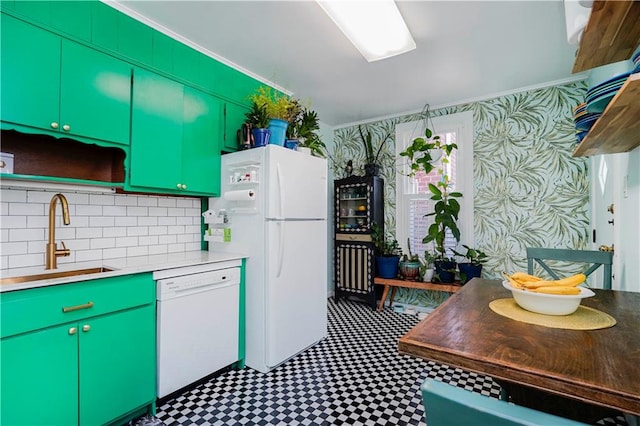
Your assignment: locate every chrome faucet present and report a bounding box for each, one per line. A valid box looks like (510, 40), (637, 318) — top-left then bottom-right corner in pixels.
(46, 193), (71, 269)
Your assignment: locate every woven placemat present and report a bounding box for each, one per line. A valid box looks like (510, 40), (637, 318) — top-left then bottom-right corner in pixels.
(489, 298), (616, 330)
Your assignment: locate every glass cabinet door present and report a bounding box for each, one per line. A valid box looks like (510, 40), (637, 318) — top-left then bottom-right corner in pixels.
(336, 182), (369, 233)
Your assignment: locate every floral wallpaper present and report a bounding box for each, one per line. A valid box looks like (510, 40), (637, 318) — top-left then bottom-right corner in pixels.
(327, 81), (590, 308)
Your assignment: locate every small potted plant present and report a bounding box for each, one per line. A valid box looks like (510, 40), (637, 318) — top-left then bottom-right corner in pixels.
(420, 250), (437, 282)
(399, 238), (421, 281)
(245, 101), (270, 147)
(371, 223), (402, 279)
(453, 245), (488, 284)
(249, 86), (299, 146)
(358, 125), (392, 176)
(286, 106), (326, 157)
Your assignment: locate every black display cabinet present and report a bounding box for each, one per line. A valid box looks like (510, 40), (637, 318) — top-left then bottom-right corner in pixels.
(334, 175), (384, 309)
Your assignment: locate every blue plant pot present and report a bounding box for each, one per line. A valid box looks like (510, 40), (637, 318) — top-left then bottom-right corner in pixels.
(284, 139), (299, 150)
(268, 119), (288, 146)
(458, 263), (482, 284)
(434, 260), (457, 283)
(252, 128), (270, 147)
(376, 255), (399, 279)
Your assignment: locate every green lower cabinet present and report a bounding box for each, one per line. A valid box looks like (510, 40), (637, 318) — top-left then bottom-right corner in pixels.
(80, 305), (156, 426)
(129, 68), (221, 196)
(1, 323), (79, 426)
(0, 274), (156, 426)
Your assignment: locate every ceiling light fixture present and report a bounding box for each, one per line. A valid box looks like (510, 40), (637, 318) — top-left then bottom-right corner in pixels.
(316, 0), (416, 62)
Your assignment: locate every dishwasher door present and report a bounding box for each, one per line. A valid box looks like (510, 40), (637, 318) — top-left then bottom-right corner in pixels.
(156, 268), (240, 398)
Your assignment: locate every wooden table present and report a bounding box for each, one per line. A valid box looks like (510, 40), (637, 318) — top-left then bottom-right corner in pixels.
(374, 277), (460, 312)
(398, 279), (640, 417)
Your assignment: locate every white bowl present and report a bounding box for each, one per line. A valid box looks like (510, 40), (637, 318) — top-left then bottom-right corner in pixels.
(502, 281), (595, 316)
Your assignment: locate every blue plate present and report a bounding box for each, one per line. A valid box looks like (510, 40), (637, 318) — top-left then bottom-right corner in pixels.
(576, 131), (588, 143)
(575, 114), (600, 131)
(587, 72), (630, 94)
(586, 83), (624, 103)
(586, 92), (617, 114)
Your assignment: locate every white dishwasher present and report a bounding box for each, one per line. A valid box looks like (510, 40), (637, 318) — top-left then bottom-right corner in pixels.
(155, 263), (241, 398)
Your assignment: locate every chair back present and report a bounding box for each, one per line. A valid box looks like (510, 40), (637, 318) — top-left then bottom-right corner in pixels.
(421, 379), (587, 426)
(526, 247), (613, 290)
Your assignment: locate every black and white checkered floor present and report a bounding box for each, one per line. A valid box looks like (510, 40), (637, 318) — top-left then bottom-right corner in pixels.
(156, 298), (628, 426)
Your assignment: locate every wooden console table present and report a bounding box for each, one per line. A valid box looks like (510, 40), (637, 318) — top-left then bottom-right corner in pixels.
(374, 277), (461, 312)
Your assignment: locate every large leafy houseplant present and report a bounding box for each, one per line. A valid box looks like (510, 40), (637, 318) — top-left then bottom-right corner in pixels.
(453, 244), (487, 284)
(286, 106), (326, 157)
(399, 121), (462, 283)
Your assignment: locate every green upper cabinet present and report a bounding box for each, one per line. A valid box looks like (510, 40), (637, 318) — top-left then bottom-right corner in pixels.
(0, 13), (132, 147)
(223, 102), (250, 152)
(129, 68), (221, 196)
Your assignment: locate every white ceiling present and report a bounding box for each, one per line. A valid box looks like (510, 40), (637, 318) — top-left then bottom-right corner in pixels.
(114, 0), (581, 127)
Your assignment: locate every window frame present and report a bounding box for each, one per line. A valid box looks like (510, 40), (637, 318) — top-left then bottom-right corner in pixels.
(395, 111), (474, 256)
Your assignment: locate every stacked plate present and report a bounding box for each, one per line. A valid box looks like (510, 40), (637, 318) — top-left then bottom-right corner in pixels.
(573, 102), (599, 142)
(585, 72), (631, 113)
(633, 46), (640, 74)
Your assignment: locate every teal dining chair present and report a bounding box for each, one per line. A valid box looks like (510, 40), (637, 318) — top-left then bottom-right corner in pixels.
(526, 247), (613, 290)
(421, 379), (588, 426)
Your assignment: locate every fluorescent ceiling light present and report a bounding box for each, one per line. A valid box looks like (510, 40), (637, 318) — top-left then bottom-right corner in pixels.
(317, 0), (416, 62)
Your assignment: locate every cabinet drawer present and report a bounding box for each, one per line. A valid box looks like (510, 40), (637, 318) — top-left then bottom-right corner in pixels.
(0, 273), (154, 338)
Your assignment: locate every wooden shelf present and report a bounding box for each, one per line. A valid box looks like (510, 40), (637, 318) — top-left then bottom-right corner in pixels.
(573, 73), (640, 157)
(572, 1), (640, 73)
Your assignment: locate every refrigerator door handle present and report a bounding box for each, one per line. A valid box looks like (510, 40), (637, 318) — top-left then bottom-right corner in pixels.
(277, 163), (285, 219)
(277, 221), (285, 278)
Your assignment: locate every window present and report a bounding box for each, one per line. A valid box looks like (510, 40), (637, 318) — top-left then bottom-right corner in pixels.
(395, 111), (474, 258)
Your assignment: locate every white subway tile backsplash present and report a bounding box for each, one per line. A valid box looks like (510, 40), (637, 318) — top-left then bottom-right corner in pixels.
(127, 227), (148, 237)
(149, 207), (168, 217)
(137, 197), (158, 207)
(2, 189), (27, 202)
(116, 236), (139, 247)
(1, 188), (202, 270)
(89, 216), (115, 227)
(115, 217), (138, 227)
(158, 198), (177, 208)
(76, 205), (102, 216)
(1, 216), (27, 229)
(2, 242), (28, 256)
(9, 228), (44, 242)
(89, 194), (115, 205)
(115, 196), (138, 206)
(127, 246), (148, 257)
(8, 253), (43, 269)
(77, 227), (103, 239)
(103, 205), (127, 216)
(91, 238), (116, 249)
(126, 206), (148, 216)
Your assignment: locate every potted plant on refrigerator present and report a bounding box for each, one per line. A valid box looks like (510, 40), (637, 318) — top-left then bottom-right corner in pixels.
(358, 125), (392, 177)
(399, 238), (421, 281)
(453, 245), (488, 284)
(245, 101), (270, 147)
(286, 106), (326, 157)
(249, 86), (299, 146)
(399, 124), (462, 284)
(371, 223), (402, 279)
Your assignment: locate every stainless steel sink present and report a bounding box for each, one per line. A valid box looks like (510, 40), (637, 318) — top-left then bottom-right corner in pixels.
(0, 267), (115, 285)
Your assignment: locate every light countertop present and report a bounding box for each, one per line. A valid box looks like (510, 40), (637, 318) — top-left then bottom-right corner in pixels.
(0, 250), (247, 292)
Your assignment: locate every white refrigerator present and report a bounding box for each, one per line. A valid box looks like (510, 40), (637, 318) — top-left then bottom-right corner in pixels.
(208, 145), (328, 373)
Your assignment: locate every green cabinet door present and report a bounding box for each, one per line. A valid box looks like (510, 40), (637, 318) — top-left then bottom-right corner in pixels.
(0, 13), (61, 132)
(60, 40), (132, 145)
(79, 305), (156, 426)
(182, 86), (221, 195)
(223, 102), (249, 152)
(1, 323), (79, 426)
(129, 67), (184, 191)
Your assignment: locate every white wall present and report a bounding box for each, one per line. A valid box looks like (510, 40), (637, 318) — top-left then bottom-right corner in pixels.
(616, 147), (640, 292)
(0, 186), (202, 270)
(319, 121), (335, 297)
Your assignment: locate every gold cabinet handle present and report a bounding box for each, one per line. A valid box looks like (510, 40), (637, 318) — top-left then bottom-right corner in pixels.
(68, 327), (77, 335)
(62, 124), (71, 132)
(82, 324), (91, 332)
(51, 122), (59, 129)
(62, 301), (94, 313)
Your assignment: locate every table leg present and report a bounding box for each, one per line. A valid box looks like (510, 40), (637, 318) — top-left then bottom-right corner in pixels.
(389, 287), (398, 309)
(378, 285), (391, 312)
